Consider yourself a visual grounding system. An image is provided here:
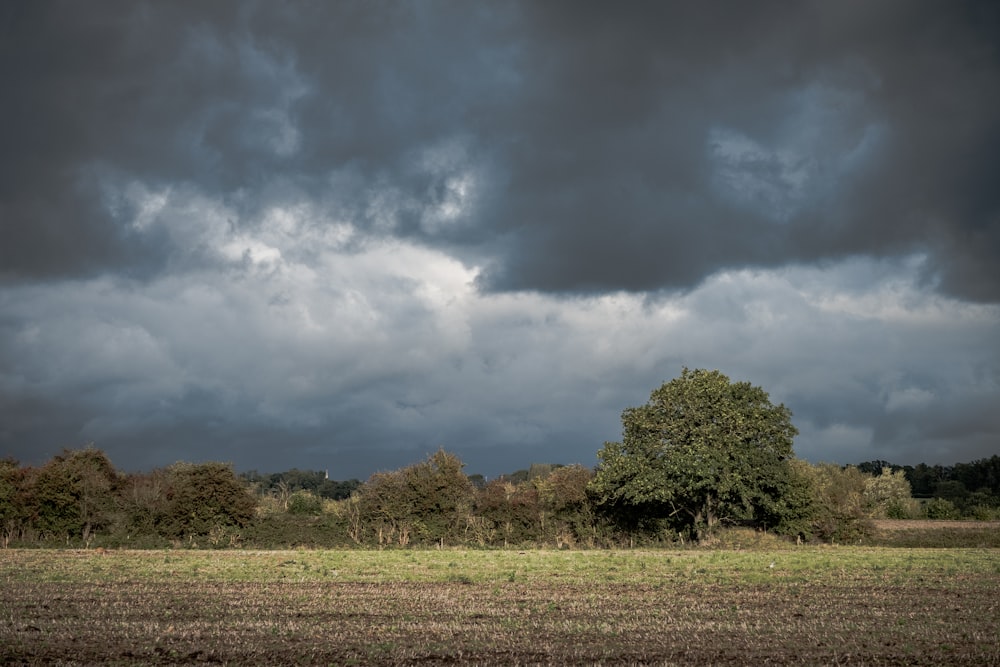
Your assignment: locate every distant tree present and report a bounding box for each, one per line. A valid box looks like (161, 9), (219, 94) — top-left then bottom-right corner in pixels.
(357, 468), (414, 546)
(528, 463), (556, 481)
(537, 465), (591, 515)
(904, 463), (940, 497)
(401, 449), (475, 542)
(0, 459), (28, 548)
(243, 469), (360, 501)
(317, 478), (360, 500)
(924, 497), (960, 520)
(535, 464), (597, 547)
(935, 480), (970, 505)
(901, 456), (1000, 513)
(589, 369), (803, 541)
(802, 464), (873, 542)
(502, 469), (530, 485)
(475, 478), (541, 547)
(357, 449), (475, 546)
(965, 490), (1000, 519)
(972, 455), (1000, 495)
(768, 458), (821, 540)
(864, 467), (917, 519)
(160, 462), (257, 539)
(856, 460), (899, 476)
(26, 446), (120, 542)
(272, 469), (326, 493)
(287, 489), (323, 515)
(119, 469), (171, 538)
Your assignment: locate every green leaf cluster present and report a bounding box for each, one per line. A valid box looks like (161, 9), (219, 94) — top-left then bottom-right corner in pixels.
(590, 368), (804, 539)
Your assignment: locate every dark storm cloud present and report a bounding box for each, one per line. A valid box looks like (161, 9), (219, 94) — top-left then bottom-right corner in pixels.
(1, 0), (517, 282)
(3, 1), (998, 299)
(477, 1), (1000, 299)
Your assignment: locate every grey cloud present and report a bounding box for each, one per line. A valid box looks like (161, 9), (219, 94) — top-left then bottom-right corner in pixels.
(1, 254), (997, 475)
(2, 1), (517, 281)
(2, 1), (998, 477)
(474, 1), (1000, 300)
(5, 1), (998, 299)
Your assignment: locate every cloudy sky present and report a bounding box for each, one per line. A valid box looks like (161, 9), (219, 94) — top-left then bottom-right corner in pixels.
(2, 1), (998, 479)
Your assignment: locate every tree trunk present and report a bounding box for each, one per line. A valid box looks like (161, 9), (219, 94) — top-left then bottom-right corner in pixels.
(694, 494), (718, 542)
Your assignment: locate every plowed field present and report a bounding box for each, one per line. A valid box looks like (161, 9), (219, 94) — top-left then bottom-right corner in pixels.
(2, 548), (998, 665)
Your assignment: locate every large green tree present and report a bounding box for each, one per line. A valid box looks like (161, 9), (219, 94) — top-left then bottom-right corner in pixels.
(589, 368), (805, 540)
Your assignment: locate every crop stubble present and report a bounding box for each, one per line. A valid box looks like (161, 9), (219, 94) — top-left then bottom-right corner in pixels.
(1, 548), (998, 665)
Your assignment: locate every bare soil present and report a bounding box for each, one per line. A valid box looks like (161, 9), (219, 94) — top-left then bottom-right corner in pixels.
(3, 560), (999, 665)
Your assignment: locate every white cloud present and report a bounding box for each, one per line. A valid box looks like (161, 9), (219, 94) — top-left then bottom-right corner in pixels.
(2, 203), (997, 470)
(415, 136), (484, 234)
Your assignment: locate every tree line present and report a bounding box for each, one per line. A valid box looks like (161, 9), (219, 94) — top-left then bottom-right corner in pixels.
(2, 369), (997, 549)
(854, 457), (1000, 518)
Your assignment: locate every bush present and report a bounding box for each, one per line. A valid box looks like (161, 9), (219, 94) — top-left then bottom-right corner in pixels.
(864, 468), (916, 519)
(245, 513), (353, 548)
(969, 505), (1000, 521)
(287, 490), (323, 515)
(795, 463), (874, 543)
(885, 498), (920, 519)
(355, 450), (475, 546)
(924, 497), (960, 520)
(159, 462), (257, 538)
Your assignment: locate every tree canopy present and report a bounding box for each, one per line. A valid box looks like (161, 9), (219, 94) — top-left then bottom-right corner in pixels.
(2, 437), (997, 549)
(159, 462), (257, 539)
(589, 368), (805, 540)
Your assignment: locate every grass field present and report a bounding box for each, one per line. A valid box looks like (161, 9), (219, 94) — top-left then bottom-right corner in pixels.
(2, 546), (999, 665)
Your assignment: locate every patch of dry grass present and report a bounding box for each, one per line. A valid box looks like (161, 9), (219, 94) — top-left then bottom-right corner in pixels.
(870, 520), (1000, 548)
